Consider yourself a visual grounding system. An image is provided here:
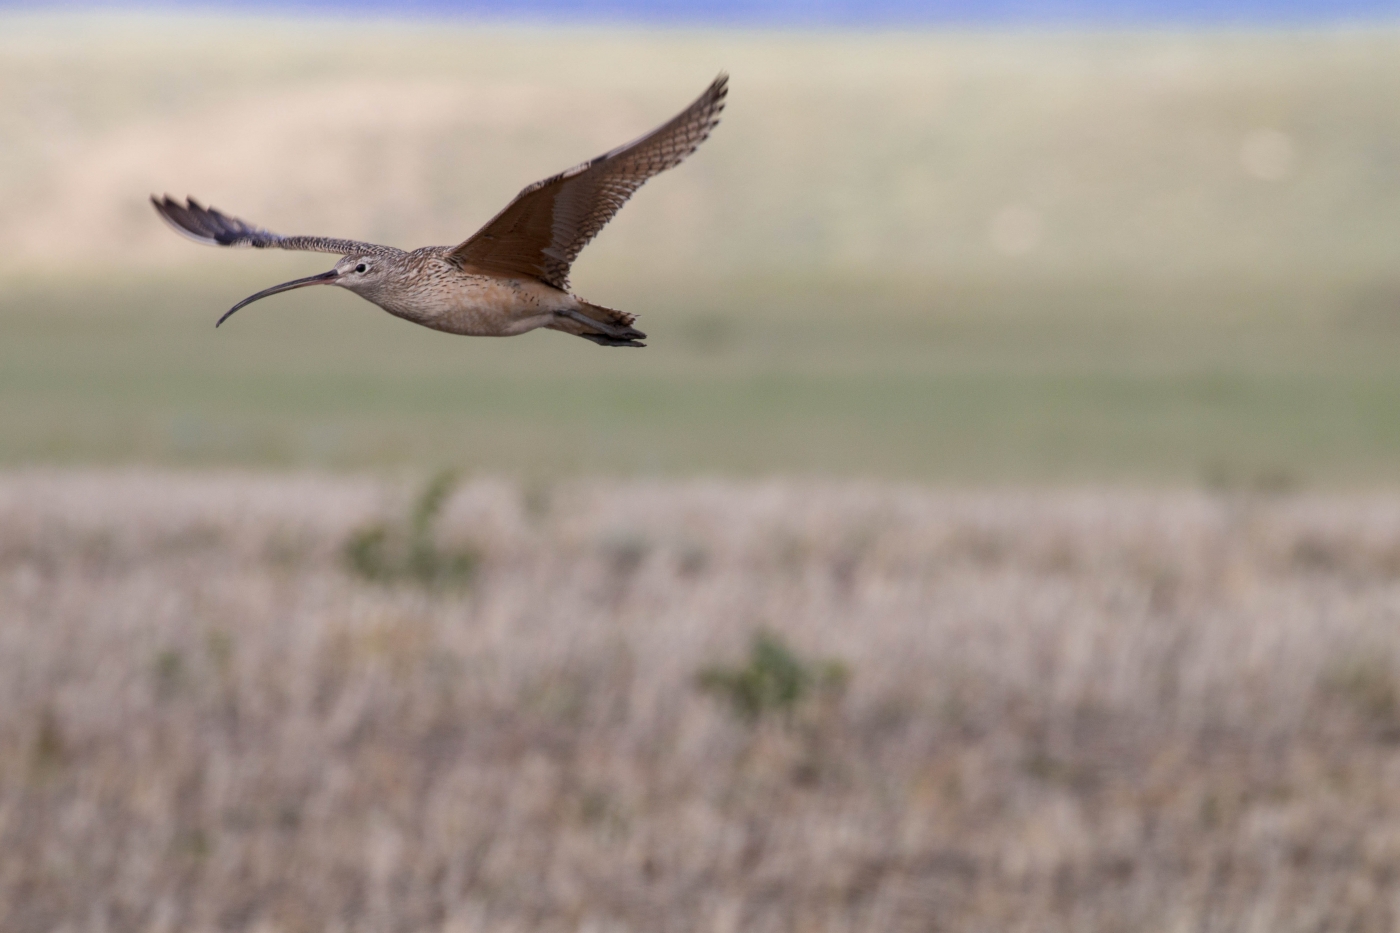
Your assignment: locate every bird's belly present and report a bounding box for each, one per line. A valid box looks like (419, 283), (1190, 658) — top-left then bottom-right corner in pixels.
(377, 277), (569, 337)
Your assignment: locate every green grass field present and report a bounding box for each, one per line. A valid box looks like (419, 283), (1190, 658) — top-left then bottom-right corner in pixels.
(4, 18), (1400, 483)
(7, 270), (1400, 483)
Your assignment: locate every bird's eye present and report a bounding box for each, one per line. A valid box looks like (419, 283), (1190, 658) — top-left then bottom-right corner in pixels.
(355, 263), (367, 273)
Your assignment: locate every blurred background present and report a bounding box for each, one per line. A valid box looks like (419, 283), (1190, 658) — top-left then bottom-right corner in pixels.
(5, 0), (1400, 484)
(10, 4), (1400, 932)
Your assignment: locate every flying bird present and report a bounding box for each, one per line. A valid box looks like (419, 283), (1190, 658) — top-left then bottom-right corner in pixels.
(152, 74), (728, 348)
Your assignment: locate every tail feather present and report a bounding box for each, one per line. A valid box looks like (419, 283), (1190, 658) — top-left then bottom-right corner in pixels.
(550, 301), (647, 347)
(577, 332), (646, 347)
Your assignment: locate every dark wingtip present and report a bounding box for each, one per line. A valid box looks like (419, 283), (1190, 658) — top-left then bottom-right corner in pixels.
(704, 73), (728, 126)
(152, 194), (261, 248)
(150, 193), (175, 220)
(153, 194), (209, 244)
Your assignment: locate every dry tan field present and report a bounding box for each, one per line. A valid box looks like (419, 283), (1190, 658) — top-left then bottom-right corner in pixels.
(3, 471), (1400, 931)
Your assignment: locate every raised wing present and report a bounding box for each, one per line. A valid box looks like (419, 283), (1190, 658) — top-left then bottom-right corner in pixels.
(151, 195), (395, 257)
(449, 73), (728, 290)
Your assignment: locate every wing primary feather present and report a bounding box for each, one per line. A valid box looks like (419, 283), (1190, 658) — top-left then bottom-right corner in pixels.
(151, 195), (397, 257)
(151, 194), (277, 248)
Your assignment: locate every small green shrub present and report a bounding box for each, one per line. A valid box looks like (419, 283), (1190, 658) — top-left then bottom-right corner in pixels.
(30, 708), (65, 779)
(1323, 656), (1400, 736)
(152, 648), (184, 700)
(698, 631), (849, 723)
(343, 471), (479, 589)
(600, 532), (650, 577)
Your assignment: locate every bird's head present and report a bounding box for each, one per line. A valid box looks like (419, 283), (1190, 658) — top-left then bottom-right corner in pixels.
(331, 253), (390, 289)
(215, 252), (389, 327)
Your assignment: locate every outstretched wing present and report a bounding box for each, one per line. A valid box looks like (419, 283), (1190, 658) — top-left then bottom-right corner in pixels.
(449, 73), (728, 291)
(151, 195), (395, 257)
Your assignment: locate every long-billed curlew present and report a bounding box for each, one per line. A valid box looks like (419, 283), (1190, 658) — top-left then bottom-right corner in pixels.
(152, 74), (727, 347)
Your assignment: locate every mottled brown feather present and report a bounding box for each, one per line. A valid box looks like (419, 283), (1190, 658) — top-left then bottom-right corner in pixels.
(448, 73), (728, 290)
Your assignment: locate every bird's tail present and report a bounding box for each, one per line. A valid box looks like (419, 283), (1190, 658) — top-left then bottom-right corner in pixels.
(550, 301), (647, 347)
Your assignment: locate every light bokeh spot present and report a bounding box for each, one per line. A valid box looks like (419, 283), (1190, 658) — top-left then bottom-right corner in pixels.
(1240, 128), (1296, 181)
(989, 204), (1042, 256)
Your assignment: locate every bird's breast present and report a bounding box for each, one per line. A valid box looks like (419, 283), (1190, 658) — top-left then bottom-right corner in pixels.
(365, 271), (570, 337)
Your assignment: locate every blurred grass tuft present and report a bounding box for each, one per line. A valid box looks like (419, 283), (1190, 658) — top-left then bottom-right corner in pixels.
(698, 631), (850, 723)
(343, 469), (478, 587)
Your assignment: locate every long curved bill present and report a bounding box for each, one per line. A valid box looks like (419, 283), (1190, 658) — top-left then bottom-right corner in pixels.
(216, 269), (340, 327)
